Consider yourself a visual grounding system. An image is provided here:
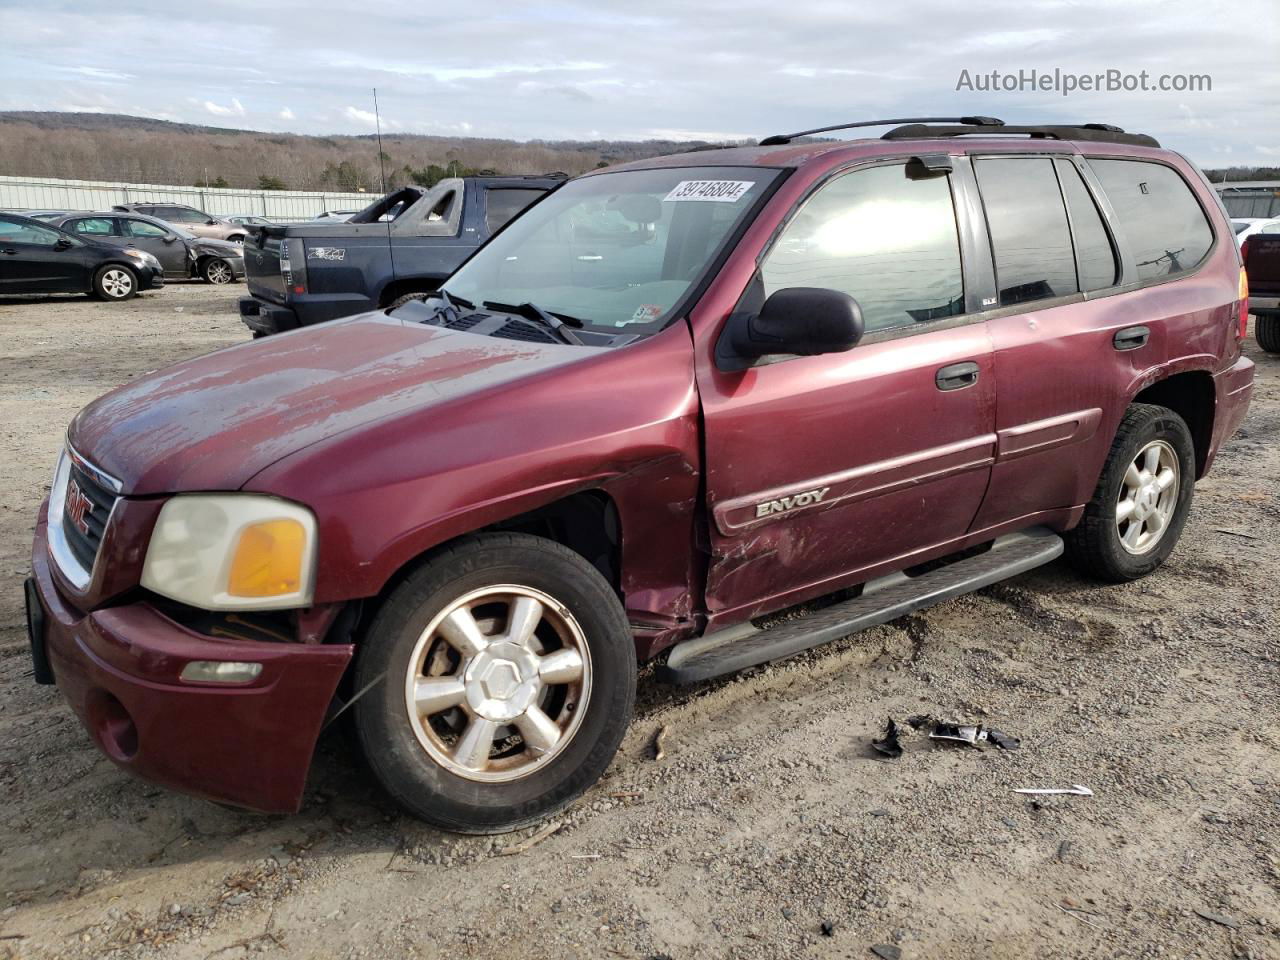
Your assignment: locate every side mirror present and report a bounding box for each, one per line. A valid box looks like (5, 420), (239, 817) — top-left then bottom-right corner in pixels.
(206, 219), (217, 225)
(163, 234), (177, 243)
(730, 287), (864, 361)
(53, 237), (73, 251)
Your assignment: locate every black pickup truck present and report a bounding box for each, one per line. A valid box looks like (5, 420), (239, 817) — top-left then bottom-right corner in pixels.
(239, 175), (562, 335)
(1244, 227), (1280, 352)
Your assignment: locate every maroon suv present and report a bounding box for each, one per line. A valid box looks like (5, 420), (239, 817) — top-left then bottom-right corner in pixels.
(26, 118), (1254, 833)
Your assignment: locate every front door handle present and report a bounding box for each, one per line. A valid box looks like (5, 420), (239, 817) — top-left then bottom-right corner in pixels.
(936, 361), (981, 391)
(1, 248), (16, 255)
(1113, 325), (1150, 350)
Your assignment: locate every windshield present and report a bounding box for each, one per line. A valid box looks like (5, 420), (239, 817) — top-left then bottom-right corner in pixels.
(444, 166), (781, 336)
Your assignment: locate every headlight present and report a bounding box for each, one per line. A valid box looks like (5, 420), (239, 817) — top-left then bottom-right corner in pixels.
(141, 495), (317, 611)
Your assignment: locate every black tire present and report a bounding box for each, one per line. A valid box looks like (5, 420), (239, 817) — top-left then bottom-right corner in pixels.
(201, 258), (235, 284)
(1064, 403), (1195, 582)
(1256, 314), (1280, 353)
(387, 291), (435, 311)
(353, 533), (635, 833)
(92, 264), (137, 301)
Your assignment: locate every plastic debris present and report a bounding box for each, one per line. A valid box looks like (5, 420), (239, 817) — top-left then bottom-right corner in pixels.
(652, 724), (670, 761)
(929, 722), (1020, 750)
(870, 946), (902, 960)
(1013, 785), (1093, 797)
(1194, 909), (1239, 929)
(870, 718), (903, 759)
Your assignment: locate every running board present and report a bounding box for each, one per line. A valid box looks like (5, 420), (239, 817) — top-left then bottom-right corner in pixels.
(660, 527), (1064, 684)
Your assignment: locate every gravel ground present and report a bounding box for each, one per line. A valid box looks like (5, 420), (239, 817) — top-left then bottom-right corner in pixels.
(0, 285), (1277, 960)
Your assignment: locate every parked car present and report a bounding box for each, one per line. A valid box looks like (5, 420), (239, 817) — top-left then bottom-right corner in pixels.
(50, 212), (245, 285)
(1242, 221), (1280, 352)
(239, 176), (561, 335)
(112, 203), (249, 243)
(26, 119), (1254, 833)
(226, 214), (275, 227)
(0, 212), (163, 300)
(19, 210), (78, 222)
(1232, 217), (1280, 246)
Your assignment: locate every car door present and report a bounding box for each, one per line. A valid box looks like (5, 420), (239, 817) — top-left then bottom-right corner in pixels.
(696, 159), (997, 623)
(67, 215), (127, 251)
(122, 217), (189, 276)
(967, 153), (1214, 529)
(0, 216), (89, 293)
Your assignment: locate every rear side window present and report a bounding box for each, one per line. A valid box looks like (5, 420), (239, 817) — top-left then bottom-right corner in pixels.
(974, 157), (1078, 307)
(125, 219), (169, 238)
(70, 217), (117, 236)
(485, 189), (544, 233)
(761, 163), (964, 333)
(1087, 159), (1213, 280)
(1056, 161), (1118, 291)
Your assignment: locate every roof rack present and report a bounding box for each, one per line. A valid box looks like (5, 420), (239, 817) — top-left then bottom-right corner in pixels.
(758, 116), (1003, 146)
(882, 122), (1159, 148)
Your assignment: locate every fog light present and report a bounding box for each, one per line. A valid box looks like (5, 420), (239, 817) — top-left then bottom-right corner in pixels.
(180, 661), (263, 684)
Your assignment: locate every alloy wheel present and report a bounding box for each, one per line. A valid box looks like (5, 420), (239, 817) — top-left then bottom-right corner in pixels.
(1116, 439), (1179, 554)
(403, 585), (592, 782)
(101, 269), (133, 298)
(206, 260), (233, 284)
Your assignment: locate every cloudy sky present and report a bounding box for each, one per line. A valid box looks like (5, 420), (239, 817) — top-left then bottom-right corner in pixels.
(2, 0), (1276, 164)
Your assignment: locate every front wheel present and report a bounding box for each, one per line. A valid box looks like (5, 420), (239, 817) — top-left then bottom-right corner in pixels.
(1064, 403), (1195, 582)
(354, 534), (636, 833)
(202, 258), (235, 284)
(93, 264), (137, 301)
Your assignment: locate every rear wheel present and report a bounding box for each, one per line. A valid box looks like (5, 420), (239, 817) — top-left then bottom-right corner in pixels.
(93, 264), (136, 301)
(354, 534), (635, 833)
(1256, 314), (1280, 353)
(1065, 403), (1195, 582)
(202, 258), (235, 284)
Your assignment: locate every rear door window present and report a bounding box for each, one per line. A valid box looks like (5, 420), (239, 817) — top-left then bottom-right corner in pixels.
(70, 217), (118, 236)
(974, 157), (1078, 307)
(1087, 159), (1214, 280)
(760, 163), (965, 333)
(1055, 160), (1119, 292)
(485, 189), (545, 233)
(125, 219), (170, 238)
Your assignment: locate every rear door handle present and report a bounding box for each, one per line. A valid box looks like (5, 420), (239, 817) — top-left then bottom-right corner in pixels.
(935, 361), (981, 391)
(1113, 325), (1150, 350)
(1, 248), (16, 255)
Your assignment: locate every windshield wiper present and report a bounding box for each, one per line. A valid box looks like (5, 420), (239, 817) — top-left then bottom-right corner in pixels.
(483, 300), (585, 345)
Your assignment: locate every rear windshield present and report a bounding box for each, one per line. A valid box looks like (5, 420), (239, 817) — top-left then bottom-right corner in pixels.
(444, 166), (781, 337)
(485, 188), (545, 233)
(1088, 159), (1214, 281)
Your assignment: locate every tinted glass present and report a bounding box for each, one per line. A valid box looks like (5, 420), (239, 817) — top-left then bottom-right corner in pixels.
(975, 157), (1078, 307)
(761, 164), (964, 332)
(1057, 161), (1118, 291)
(446, 166), (780, 337)
(1088, 159), (1213, 281)
(71, 217), (116, 236)
(485, 189), (544, 233)
(125, 219), (169, 238)
(1232, 221), (1251, 235)
(0, 217), (63, 246)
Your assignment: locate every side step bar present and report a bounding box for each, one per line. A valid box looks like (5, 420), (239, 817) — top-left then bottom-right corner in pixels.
(660, 527), (1064, 684)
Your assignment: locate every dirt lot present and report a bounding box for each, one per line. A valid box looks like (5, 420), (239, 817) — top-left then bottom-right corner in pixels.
(0, 284), (1277, 960)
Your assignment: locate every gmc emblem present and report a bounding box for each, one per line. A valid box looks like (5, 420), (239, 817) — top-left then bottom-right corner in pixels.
(65, 478), (93, 537)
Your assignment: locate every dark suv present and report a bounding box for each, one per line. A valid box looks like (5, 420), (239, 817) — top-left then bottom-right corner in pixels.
(26, 118), (1254, 833)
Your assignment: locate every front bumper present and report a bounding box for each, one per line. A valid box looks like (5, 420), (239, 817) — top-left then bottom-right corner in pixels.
(28, 514), (352, 813)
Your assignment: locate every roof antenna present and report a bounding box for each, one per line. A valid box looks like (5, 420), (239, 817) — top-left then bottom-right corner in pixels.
(372, 87), (397, 287)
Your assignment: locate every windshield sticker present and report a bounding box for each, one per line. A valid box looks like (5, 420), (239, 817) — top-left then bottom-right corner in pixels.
(663, 180), (755, 203)
(623, 304), (665, 326)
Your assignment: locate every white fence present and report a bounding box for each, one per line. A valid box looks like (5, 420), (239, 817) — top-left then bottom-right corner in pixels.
(0, 174), (374, 221)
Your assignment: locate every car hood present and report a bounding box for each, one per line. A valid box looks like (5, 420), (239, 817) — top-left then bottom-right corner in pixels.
(67, 312), (595, 495)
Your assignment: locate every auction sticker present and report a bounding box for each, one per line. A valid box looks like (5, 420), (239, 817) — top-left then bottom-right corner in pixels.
(664, 180), (755, 202)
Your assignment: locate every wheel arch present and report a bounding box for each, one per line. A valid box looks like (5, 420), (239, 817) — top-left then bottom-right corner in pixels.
(378, 276), (444, 308)
(1131, 368), (1216, 478)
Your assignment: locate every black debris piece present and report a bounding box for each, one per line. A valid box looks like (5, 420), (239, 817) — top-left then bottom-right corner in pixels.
(905, 714), (932, 729)
(1056, 839), (1072, 861)
(871, 946), (903, 960)
(985, 727), (1020, 750)
(820, 920), (836, 937)
(871, 718), (903, 759)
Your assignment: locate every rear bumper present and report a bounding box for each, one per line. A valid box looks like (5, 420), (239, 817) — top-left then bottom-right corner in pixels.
(28, 515), (352, 813)
(239, 296), (300, 335)
(1250, 297), (1280, 315)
